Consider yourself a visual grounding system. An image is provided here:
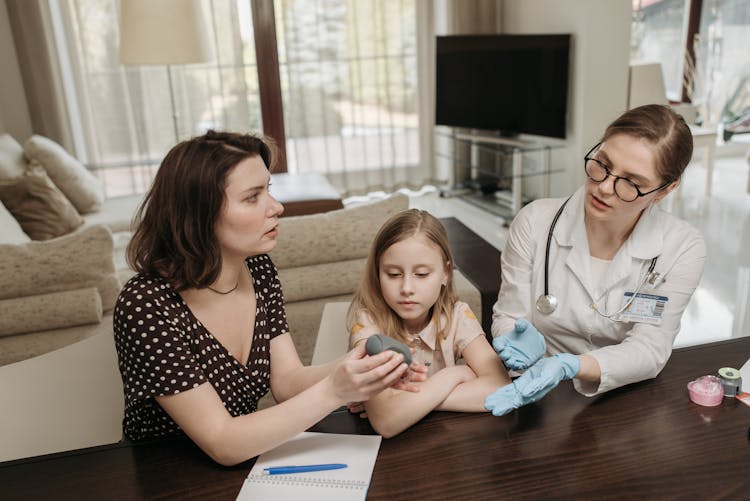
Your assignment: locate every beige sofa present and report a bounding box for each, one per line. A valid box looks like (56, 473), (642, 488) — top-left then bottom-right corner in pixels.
(0, 132), (141, 366)
(0, 132), (481, 369)
(0, 191), (481, 368)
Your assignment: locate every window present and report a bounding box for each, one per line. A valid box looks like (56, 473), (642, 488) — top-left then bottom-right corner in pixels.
(631, 0), (691, 102)
(56, 0), (261, 197)
(694, 0), (750, 135)
(631, 0), (750, 135)
(53, 0), (420, 197)
(275, 0), (418, 178)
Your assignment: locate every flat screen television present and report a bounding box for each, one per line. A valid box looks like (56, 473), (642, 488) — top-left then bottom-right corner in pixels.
(435, 34), (571, 139)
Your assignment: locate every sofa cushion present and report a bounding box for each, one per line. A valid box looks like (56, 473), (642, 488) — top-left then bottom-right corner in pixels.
(0, 288), (103, 337)
(0, 200), (30, 244)
(0, 134), (25, 181)
(278, 258), (366, 303)
(0, 164), (84, 240)
(0, 225), (120, 311)
(24, 135), (104, 214)
(272, 193), (408, 269)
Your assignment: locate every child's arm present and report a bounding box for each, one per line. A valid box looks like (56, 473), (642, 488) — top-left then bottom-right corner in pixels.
(363, 361), (476, 438)
(436, 336), (511, 412)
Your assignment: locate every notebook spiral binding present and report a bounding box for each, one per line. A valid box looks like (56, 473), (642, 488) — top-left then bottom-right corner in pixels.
(247, 474), (366, 490)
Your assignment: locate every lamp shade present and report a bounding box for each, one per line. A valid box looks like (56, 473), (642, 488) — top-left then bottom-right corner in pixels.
(119, 0), (213, 65)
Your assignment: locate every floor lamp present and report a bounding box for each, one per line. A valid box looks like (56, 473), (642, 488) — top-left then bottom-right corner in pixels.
(118, 0), (213, 142)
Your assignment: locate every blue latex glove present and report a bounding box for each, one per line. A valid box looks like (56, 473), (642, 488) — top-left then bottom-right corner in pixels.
(484, 353), (580, 416)
(492, 318), (546, 370)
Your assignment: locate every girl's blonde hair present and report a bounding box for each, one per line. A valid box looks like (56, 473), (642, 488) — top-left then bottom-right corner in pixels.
(347, 209), (458, 345)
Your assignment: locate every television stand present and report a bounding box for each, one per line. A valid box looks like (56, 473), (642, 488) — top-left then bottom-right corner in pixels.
(436, 129), (564, 218)
(455, 132), (528, 149)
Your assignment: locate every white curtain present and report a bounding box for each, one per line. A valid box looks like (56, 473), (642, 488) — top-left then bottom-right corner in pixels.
(22, 0), (504, 198)
(49, 0), (262, 197)
(45, 0), (440, 198)
(275, 0), (429, 196)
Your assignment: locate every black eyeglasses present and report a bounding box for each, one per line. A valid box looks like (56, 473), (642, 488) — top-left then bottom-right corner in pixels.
(584, 143), (672, 202)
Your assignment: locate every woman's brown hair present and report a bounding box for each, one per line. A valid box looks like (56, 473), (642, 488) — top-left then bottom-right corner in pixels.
(601, 104), (693, 183)
(347, 209), (458, 346)
(127, 130), (276, 291)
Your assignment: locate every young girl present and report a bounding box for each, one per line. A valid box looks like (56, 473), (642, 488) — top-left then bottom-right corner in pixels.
(347, 209), (511, 437)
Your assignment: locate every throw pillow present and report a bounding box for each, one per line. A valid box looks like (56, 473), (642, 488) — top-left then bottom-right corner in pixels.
(0, 224), (120, 311)
(0, 164), (84, 240)
(0, 200), (30, 244)
(0, 134), (26, 181)
(0, 287), (103, 337)
(24, 135), (104, 214)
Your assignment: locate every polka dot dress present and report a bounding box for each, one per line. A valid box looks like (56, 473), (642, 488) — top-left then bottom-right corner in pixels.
(113, 254), (288, 441)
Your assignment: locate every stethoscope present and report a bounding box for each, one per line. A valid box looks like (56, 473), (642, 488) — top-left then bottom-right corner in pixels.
(535, 197), (664, 318)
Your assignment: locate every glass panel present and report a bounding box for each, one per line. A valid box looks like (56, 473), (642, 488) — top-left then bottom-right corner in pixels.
(694, 0), (750, 138)
(274, 0), (418, 174)
(631, 0), (690, 101)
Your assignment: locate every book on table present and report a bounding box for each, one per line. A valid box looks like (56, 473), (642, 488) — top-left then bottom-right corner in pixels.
(236, 431), (382, 501)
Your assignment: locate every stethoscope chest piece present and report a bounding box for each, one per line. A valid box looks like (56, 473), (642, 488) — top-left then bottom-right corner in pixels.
(536, 294), (558, 314)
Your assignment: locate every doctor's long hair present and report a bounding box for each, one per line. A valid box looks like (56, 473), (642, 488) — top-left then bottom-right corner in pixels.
(347, 209), (458, 346)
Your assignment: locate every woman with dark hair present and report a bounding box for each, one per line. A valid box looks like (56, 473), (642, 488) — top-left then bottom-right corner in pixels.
(114, 131), (424, 465)
(485, 105), (707, 415)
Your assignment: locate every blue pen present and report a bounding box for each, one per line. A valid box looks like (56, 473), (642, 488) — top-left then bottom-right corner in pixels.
(263, 463), (348, 475)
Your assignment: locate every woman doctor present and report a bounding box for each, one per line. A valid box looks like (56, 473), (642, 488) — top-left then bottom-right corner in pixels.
(484, 104), (707, 415)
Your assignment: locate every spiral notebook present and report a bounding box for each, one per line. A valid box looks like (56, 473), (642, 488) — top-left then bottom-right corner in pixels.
(236, 432), (382, 501)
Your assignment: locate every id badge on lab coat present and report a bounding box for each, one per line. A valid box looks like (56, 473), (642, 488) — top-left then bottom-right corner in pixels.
(616, 292), (668, 325)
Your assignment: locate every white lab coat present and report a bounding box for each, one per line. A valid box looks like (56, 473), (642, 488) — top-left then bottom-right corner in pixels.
(492, 186), (706, 395)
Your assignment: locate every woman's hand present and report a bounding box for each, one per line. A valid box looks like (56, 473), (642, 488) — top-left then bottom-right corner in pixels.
(328, 343), (410, 405)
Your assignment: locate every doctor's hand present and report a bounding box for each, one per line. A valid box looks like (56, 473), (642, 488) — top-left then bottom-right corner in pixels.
(484, 353), (580, 416)
(492, 318), (547, 370)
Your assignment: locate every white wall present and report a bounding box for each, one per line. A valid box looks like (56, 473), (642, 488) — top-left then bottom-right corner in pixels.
(0, 1), (33, 141)
(502, 0), (632, 196)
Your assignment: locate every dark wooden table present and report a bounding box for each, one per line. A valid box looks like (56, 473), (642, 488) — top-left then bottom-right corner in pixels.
(3, 337), (749, 500)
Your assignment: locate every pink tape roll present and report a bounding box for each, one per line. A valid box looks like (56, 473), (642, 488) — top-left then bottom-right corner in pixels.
(687, 375), (724, 407)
